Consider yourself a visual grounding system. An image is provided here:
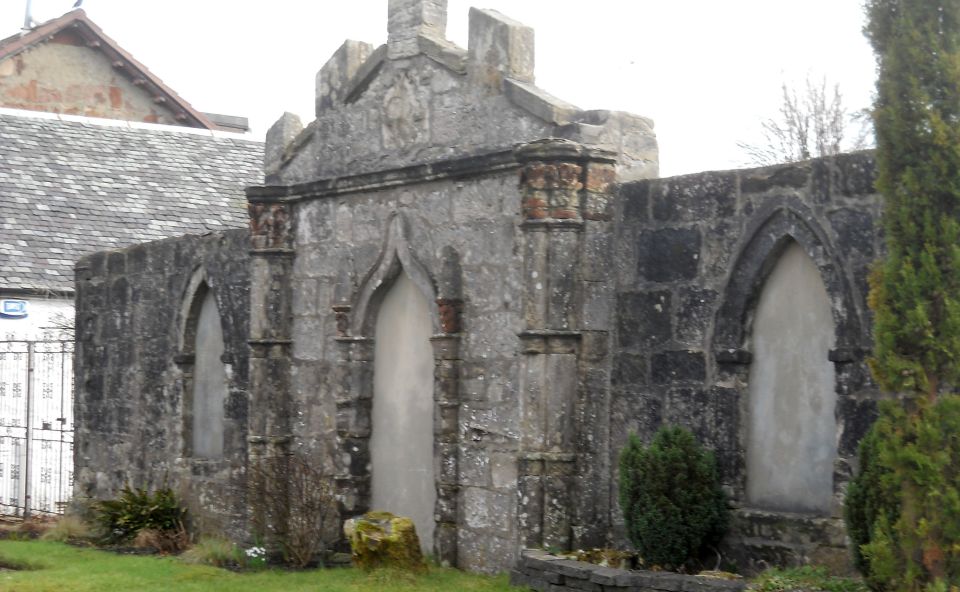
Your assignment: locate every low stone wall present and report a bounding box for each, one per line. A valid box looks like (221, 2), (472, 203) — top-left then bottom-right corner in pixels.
(511, 550), (746, 592)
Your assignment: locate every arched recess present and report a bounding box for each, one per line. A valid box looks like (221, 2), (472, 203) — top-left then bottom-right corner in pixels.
(352, 213), (441, 336)
(713, 204), (865, 514)
(714, 205), (864, 355)
(334, 212), (462, 562)
(369, 271), (437, 552)
(746, 241), (836, 513)
(178, 267), (229, 460)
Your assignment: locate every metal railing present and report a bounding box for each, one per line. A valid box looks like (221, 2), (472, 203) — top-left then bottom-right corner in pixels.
(0, 340), (74, 516)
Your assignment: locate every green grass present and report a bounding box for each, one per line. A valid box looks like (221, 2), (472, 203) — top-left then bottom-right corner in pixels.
(752, 566), (868, 592)
(0, 540), (520, 592)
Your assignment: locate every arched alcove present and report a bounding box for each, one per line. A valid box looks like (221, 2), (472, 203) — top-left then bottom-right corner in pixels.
(746, 242), (836, 513)
(180, 273), (228, 461)
(370, 271), (436, 552)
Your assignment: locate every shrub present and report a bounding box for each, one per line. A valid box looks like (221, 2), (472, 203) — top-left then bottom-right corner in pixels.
(618, 427), (728, 570)
(95, 484), (185, 545)
(844, 396), (960, 591)
(249, 454), (340, 568)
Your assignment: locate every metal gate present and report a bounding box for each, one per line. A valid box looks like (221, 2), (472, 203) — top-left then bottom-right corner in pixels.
(0, 341), (73, 516)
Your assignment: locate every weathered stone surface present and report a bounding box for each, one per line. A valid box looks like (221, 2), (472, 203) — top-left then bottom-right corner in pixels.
(75, 0), (886, 577)
(344, 511), (426, 572)
(516, 550), (746, 592)
(74, 229), (250, 538)
(636, 227), (702, 282)
(613, 155), (883, 568)
(651, 350), (706, 384)
(616, 291), (672, 349)
(266, 1), (655, 184)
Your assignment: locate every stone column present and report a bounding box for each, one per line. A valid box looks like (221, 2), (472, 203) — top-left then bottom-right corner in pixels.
(246, 200), (295, 545)
(333, 336), (374, 516)
(432, 246), (463, 566)
(514, 139), (618, 551)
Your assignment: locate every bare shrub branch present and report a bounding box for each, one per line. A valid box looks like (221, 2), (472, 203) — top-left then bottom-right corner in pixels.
(248, 454), (341, 568)
(739, 76), (872, 166)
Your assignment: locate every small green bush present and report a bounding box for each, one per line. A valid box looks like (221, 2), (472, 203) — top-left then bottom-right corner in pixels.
(618, 427), (728, 570)
(844, 396), (960, 591)
(95, 484), (185, 544)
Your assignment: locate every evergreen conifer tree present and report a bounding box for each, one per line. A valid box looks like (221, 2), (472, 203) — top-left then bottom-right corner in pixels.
(866, 0), (960, 398)
(845, 2), (960, 588)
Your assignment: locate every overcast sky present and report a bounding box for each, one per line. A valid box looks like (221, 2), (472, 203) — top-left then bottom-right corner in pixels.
(1, 1), (877, 176)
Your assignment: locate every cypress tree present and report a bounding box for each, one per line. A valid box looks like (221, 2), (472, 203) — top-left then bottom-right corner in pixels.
(866, 0), (960, 399)
(846, 3), (960, 589)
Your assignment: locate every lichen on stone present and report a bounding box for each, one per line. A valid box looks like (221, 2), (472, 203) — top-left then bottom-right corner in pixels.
(343, 511), (427, 573)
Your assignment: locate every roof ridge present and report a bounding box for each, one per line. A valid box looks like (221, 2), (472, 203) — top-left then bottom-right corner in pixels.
(0, 107), (264, 143)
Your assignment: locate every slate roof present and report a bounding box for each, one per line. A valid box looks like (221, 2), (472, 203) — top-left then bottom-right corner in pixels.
(0, 109), (264, 293)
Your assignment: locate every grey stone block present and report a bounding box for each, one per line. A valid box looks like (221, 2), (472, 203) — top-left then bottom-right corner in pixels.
(636, 227), (702, 282)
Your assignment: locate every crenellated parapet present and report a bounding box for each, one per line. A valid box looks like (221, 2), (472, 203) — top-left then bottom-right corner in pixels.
(263, 0), (658, 184)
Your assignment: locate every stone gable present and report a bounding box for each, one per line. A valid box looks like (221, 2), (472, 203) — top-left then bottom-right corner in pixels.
(264, 1), (657, 183)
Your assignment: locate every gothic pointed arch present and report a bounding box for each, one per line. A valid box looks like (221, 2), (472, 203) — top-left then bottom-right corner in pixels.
(351, 212), (440, 336)
(713, 202), (865, 358)
(177, 265), (229, 459)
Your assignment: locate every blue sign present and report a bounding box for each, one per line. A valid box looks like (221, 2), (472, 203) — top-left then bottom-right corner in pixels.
(0, 300), (28, 319)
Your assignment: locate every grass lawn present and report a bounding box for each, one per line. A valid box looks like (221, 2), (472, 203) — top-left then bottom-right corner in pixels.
(0, 540), (520, 592)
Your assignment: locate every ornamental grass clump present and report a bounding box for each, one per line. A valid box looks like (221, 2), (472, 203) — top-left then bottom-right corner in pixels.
(618, 427), (728, 570)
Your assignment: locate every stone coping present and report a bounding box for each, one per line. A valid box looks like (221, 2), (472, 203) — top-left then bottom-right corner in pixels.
(510, 549), (746, 592)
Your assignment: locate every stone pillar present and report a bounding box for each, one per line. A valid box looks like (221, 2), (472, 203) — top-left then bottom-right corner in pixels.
(432, 334), (460, 565)
(316, 40), (375, 115)
(432, 245), (463, 566)
(514, 139), (618, 551)
(333, 336), (374, 516)
(264, 113), (302, 181)
(388, 0), (447, 59)
(467, 7), (534, 91)
(246, 200), (295, 545)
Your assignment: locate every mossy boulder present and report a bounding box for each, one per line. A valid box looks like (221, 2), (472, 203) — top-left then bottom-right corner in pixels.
(343, 511), (426, 572)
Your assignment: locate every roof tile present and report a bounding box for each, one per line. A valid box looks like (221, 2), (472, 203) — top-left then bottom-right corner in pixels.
(0, 112), (263, 293)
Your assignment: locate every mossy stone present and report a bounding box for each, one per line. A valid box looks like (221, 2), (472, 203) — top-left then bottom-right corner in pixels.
(343, 511), (426, 572)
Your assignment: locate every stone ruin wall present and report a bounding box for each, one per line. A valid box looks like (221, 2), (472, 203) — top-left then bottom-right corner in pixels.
(74, 229), (251, 536)
(275, 170), (531, 571)
(612, 151), (883, 571)
(72, 149), (886, 573)
(241, 0), (658, 572)
(72, 0), (889, 576)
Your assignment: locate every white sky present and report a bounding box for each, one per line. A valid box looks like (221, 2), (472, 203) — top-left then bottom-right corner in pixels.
(1, 0), (877, 176)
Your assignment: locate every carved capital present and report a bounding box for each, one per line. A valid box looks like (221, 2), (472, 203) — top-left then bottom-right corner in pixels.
(517, 140), (616, 223)
(248, 202), (292, 250)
